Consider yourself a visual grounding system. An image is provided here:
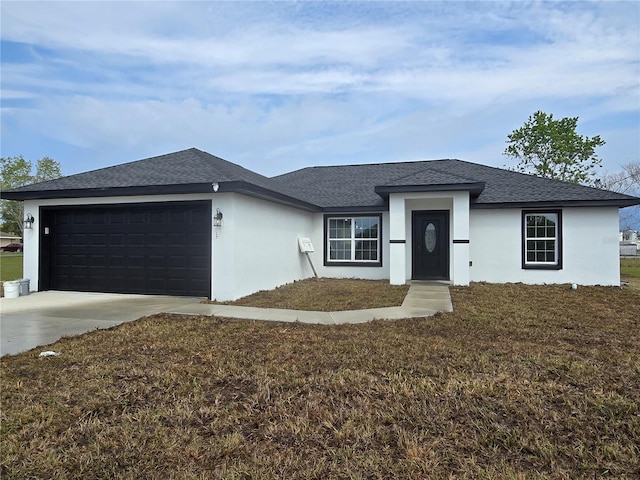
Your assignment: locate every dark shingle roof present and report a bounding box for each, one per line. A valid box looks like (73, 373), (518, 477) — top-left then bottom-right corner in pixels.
(3, 148), (639, 210)
(381, 167), (480, 187)
(274, 159), (640, 209)
(7, 148), (273, 192)
(2, 148), (317, 210)
(427, 159), (638, 207)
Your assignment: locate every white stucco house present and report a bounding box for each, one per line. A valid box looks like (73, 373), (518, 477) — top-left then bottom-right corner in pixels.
(2, 148), (639, 300)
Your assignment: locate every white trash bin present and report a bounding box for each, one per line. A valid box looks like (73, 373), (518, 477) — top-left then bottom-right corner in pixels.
(18, 279), (30, 296)
(4, 281), (19, 298)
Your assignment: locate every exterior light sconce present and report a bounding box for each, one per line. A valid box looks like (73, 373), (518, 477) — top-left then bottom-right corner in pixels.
(213, 208), (223, 227)
(212, 183), (220, 192)
(24, 213), (35, 230)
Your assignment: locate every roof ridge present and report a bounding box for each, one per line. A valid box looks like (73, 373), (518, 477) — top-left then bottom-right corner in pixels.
(190, 148), (272, 181)
(275, 158), (459, 177)
(383, 164), (480, 186)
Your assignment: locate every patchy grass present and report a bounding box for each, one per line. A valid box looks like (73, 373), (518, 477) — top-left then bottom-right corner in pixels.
(621, 258), (640, 291)
(0, 253), (23, 282)
(2, 282), (639, 479)
(211, 278), (410, 311)
(621, 257), (640, 278)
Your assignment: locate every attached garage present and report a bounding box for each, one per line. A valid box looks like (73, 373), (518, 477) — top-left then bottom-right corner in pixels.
(38, 201), (211, 297)
(3, 149), (318, 301)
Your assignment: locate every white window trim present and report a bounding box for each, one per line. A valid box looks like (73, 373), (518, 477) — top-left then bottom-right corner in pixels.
(324, 215), (382, 266)
(522, 210), (563, 270)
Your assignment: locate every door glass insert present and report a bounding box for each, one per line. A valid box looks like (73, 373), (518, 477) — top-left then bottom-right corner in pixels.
(425, 223), (437, 252)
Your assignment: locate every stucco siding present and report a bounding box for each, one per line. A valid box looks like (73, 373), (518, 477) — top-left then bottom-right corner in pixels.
(563, 207), (620, 285)
(212, 193), (316, 301)
(21, 194), (623, 299)
(469, 207), (620, 285)
(390, 191), (470, 285)
(307, 212), (390, 281)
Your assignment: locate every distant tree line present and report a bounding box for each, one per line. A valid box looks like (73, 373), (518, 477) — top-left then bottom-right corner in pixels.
(0, 156), (63, 236)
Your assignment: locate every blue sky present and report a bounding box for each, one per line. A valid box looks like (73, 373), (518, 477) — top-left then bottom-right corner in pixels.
(1, 1), (639, 180)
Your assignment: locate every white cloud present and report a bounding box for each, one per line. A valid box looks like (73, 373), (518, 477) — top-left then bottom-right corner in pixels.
(1, 1), (638, 175)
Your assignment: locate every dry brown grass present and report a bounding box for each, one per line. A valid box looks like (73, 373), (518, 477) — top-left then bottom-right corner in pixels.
(209, 278), (410, 311)
(2, 282), (639, 479)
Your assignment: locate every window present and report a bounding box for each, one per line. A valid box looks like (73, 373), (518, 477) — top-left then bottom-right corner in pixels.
(522, 210), (562, 269)
(325, 215), (382, 266)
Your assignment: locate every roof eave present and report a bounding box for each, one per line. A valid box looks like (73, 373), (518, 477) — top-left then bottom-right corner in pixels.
(374, 182), (486, 197)
(220, 181), (319, 212)
(319, 205), (387, 213)
(470, 198), (640, 209)
(0, 181), (320, 211)
(0, 183), (220, 201)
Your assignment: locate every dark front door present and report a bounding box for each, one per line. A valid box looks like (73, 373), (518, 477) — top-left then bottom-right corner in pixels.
(39, 201), (211, 297)
(412, 210), (449, 280)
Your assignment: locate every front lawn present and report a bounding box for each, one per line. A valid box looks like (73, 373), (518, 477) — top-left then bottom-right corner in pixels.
(0, 253), (23, 282)
(212, 278), (410, 311)
(2, 282), (638, 478)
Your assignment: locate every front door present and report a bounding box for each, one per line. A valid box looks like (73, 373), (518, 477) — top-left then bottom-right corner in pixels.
(412, 210), (449, 280)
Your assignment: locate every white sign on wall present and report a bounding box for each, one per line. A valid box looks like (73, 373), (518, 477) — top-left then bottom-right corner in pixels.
(298, 237), (314, 253)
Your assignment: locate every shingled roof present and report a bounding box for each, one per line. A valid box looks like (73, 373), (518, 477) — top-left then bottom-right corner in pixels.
(2, 148), (317, 210)
(4, 148), (275, 192)
(3, 148), (639, 210)
(274, 159), (640, 209)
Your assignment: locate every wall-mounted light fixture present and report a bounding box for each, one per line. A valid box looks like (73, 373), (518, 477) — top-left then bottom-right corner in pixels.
(212, 183), (220, 192)
(24, 213), (35, 230)
(213, 208), (223, 227)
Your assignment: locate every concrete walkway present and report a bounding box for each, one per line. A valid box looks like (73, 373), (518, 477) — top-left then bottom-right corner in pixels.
(167, 281), (453, 325)
(1, 282), (452, 356)
(0, 292), (202, 356)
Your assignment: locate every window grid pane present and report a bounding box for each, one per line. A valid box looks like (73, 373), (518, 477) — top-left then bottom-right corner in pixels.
(329, 218), (351, 239)
(355, 217), (378, 239)
(327, 216), (380, 263)
(525, 213), (558, 265)
(355, 240), (378, 261)
(329, 240), (351, 260)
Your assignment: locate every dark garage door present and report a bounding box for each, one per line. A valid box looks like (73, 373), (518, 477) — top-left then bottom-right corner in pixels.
(39, 201), (211, 297)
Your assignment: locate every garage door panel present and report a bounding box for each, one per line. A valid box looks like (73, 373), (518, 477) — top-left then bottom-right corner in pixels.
(168, 233), (186, 247)
(148, 233), (166, 247)
(109, 234), (125, 247)
(42, 201), (211, 297)
(91, 211), (107, 223)
(189, 258), (209, 270)
(190, 232), (209, 245)
(90, 234), (107, 246)
(57, 234), (71, 246)
(167, 255), (186, 267)
(72, 234), (88, 246)
(128, 234), (145, 246)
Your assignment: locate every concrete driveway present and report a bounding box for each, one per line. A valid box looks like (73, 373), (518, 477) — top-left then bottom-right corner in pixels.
(0, 291), (203, 356)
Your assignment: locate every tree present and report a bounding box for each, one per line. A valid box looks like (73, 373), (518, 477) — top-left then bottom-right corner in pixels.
(0, 155), (63, 236)
(504, 111), (605, 185)
(599, 161), (640, 230)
